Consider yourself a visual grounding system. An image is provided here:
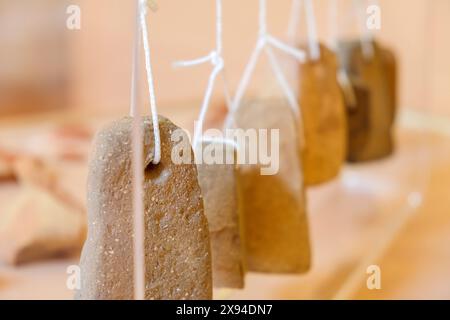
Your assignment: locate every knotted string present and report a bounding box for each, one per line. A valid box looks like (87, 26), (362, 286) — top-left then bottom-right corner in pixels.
(130, 0), (161, 164)
(230, 0), (306, 124)
(173, 0), (232, 151)
(140, 0), (161, 164)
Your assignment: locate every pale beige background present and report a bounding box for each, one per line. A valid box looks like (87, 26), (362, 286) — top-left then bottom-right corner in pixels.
(68, 0), (450, 116)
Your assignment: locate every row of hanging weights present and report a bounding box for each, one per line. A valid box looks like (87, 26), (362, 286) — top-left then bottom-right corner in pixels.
(75, 2), (313, 300)
(76, 3), (397, 297)
(77, 104), (312, 300)
(296, 39), (397, 186)
(75, 41), (398, 298)
(337, 40), (397, 163)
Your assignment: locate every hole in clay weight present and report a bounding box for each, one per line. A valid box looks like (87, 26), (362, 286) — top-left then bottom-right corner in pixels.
(144, 161), (164, 180)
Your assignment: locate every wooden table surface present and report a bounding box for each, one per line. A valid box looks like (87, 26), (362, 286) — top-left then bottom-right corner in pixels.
(0, 108), (449, 300)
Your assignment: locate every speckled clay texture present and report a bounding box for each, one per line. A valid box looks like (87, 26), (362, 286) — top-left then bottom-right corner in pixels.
(338, 40), (397, 162)
(76, 116), (212, 300)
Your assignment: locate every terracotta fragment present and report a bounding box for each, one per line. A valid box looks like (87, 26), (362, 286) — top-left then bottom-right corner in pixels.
(0, 185), (86, 265)
(0, 156), (86, 265)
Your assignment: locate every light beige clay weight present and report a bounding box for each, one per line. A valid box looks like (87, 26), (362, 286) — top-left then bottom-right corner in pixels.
(232, 99), (311, 274)
(197, 140), (246, 289)
(76, 116), (212, 300)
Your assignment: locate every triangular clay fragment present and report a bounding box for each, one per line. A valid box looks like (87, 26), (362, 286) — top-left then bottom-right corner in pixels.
(197, 140), (246, 289)
(338, 40), (397, 162)
(0, 186), (86, 265)
(76, 116), (212, 300)
(231, 99), (311, 274)
(298, 44), (347, 186)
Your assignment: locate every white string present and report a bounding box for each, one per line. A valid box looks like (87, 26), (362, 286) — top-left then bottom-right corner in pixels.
(230, 41), (261, 114)
(139, 0), (161, 164)
(266, 35), (306, 61)
(286, 0), (321, 60)
(287, 0), (303, 44)
(304, 0), (320, 60)
(201, 136), (239, 153)
(265, 46), (300, 118)
(173, 0), (231, 151)
(354, 0), (375, 59)
(130, 0), (145, 302)
(231, 0), (305, 121)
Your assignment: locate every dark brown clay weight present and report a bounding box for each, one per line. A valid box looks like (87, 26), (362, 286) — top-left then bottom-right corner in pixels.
(338, 40), (397, 162)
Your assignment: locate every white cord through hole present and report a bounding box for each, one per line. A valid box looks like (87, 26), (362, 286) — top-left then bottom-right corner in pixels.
(140, 0), (161, 164)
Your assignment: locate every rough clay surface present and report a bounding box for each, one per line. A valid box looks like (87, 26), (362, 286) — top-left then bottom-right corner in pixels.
(233, 99), (311, 274)
(76, 116), (212, 300)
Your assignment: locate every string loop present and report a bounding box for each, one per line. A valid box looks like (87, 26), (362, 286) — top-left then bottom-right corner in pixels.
(328, 0), (378, 60)
(173, 0), (231, 150)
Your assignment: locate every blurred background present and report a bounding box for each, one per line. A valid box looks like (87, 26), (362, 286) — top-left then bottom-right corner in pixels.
(1, 0), (449, 115)
(0, 0), (449, 300)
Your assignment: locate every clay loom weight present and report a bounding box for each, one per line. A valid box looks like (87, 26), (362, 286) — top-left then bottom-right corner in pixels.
(381, 47), (398, 126)
(298, 44), (347, 186)
(337, 73), (371, 162)
(232, 98), (311, 273)
(197, 140), (246, 289)
(76, 117), (212, 300)
(338, 40), (397, 162)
